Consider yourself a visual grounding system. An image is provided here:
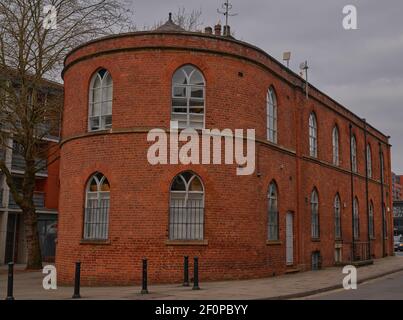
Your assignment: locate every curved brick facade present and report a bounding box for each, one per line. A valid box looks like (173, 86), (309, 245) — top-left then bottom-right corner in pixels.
(57, 30), (394, 285)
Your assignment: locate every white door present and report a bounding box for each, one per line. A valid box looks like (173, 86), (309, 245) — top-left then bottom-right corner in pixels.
(286, 212), (294, 265)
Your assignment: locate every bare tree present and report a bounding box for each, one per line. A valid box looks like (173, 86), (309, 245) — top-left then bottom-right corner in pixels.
(173, 7), (203, 31)
(148, 7), (203, 32)
(0, 0), (134, 269)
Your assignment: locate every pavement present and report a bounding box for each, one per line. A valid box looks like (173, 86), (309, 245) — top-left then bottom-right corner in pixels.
(1, 255), (403, 300)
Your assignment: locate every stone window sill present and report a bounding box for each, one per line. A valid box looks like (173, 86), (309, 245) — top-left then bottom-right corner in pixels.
(165, 240), (208, 246)
(80, 239), (111, 245)
(266, 240), (282, 246)
(311, 238), (321, 242)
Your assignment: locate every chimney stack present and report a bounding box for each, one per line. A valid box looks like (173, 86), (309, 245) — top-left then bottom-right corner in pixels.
(214, 23), (222, 36)
(223, 25), (231, 37)
(204, 26), (213, 35)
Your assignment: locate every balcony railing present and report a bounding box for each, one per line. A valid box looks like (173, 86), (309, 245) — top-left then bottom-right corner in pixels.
(11, 153), (48, 176)
(8, 192), (45, 209)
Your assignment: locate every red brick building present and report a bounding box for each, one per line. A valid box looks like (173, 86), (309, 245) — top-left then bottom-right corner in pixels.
(0, 74), (61, 264)
(392, 173), (403, 201)
(57, 18), (394, 285)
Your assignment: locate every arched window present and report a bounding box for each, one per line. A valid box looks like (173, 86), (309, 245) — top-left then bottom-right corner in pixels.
(332, 126), (340, 166)
(309, 113), (318, 157)
(367, 144), (372, 178)
(89, 69), (113, 131)
(353, 197), (360, 239)
(268, 181), (279, 241)
(311, 189), (319, 239)
(171, 65), (205, 129)
(369, 201), (374, 239)
(169, 172), (204, 240)
(334, 194), (341, 239)
(267, 87), (278, 143)
(351, 135), (357, 173)
(84, 172), (110, 240)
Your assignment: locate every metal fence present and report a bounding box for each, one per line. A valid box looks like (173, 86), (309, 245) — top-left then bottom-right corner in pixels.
(83, 205), (109, 240)
(350, 241), (371, 262)
(8, 192), (45, 209)
(169, 202), (204, 240)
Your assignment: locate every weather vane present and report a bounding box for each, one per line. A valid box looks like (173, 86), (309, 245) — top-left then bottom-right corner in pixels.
(217, 0), (238, 29)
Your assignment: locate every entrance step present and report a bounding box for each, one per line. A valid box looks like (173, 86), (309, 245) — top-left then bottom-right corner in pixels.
(285, 267), (301, 274)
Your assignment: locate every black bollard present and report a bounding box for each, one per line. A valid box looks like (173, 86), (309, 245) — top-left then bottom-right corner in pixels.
(5, 262), (14, 300)
(72, 261), (81, 299)
(192, 257), (200, 290)
(183, 256), (189, 287)
(141, 259), (148, 294)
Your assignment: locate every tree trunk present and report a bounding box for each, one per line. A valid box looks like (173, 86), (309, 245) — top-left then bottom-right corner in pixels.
(23, 209), (42, 270)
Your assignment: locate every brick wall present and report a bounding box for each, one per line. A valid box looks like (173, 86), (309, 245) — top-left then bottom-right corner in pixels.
(56, 32), (393, 285)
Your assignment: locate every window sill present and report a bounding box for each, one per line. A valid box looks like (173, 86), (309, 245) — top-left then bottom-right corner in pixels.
(266, 240), (282, 246)
(311, 238), (321, 242)
(80, 239), (111, 245)
(165, 240), (208, 246)
(87, 128), (111, 134)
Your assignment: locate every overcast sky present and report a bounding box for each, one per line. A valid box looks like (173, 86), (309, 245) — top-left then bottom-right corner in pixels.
(130, 0), (403, 172)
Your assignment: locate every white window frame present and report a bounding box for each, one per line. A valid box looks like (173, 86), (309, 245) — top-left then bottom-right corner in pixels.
(334, 194), (341, 239)
(332, 126), (340, 166)
(169, 172), (205, 240)
(268, 182), (279, 241)
(84, 173), (110, 240)
(309, 113), (318, 158)
(311, 189), (319, 239)
(353, 197), (360, 240)
(88, 69), (113, 132)
(171, 65), (205, 129)
(351, 135), (357, 173)
(369, 202), (374, 239)
(267, 87), (278, 143)
(367, 144), (372, 178)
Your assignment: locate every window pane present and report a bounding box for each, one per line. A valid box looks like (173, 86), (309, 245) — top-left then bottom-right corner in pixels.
(173, 70), (187, 85)
(190, 71), (204, 85)
(173, 86), (187, 97)
(189, 177), (203, 191)
(92, 87), (102, 104)
(103, 85), (113, 101)
(171, 176), (186, 191)
(89, 117), (100, 130)
(93, 76), (101, 89)
(191, 87), (204, 98)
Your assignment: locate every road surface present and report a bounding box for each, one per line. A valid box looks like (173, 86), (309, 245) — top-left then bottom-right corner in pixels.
(304, 252), (403, 300)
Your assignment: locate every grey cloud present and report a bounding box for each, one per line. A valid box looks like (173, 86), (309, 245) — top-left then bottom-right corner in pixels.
(130, 0), (403, 171)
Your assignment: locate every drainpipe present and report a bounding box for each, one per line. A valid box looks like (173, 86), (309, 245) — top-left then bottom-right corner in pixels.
(349, 124), (355, 261)
(379, 142), (386, 257)
(363, 120), (371, 259)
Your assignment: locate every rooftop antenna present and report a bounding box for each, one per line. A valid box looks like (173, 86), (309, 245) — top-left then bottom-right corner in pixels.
(299, 60), (309, 99)
(283, 52), (291, 68)
(217, 0), (238, 31)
